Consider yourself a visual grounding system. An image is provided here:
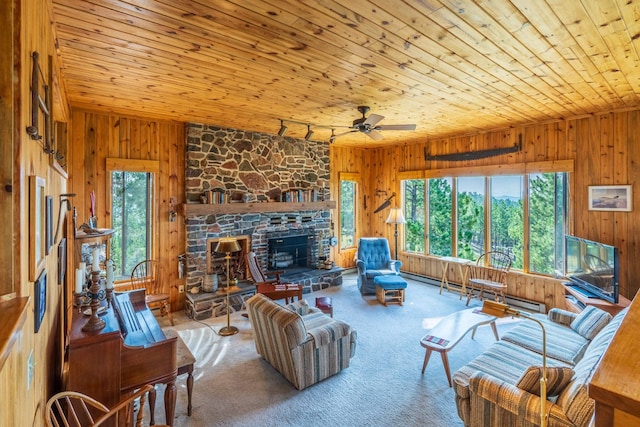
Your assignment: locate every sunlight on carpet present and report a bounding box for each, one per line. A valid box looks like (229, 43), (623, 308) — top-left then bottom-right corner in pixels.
(149, 273), (519, 427)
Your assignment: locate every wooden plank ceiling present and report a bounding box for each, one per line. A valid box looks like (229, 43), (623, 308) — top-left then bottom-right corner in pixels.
(50, 0), (640, 147)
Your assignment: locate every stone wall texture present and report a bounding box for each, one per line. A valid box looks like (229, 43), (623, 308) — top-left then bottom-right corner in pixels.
(184, 123), (337, 299)
(186, 124), (330, 203)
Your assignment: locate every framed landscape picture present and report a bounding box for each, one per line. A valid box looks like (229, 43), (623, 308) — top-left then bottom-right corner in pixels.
(588, 185), (632, 212)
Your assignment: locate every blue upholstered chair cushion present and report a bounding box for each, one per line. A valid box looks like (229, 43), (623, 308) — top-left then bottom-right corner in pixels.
(355, 238), (402, 295)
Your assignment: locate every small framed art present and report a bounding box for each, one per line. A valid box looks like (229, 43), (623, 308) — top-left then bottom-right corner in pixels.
(29, 176), (46, 281)
(588, 185), (632, 212)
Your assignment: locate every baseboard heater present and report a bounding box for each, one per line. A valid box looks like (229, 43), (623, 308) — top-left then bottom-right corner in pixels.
(401, 272), (546, 313)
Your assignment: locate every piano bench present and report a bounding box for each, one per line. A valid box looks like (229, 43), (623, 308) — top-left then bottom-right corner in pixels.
(150, 334), (196, 423)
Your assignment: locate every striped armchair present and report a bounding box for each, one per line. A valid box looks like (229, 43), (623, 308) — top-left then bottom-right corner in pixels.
(246, 293), (357, 390)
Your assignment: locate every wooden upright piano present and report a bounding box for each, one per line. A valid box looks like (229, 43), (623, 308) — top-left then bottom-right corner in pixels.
(66, 289), (177, 426)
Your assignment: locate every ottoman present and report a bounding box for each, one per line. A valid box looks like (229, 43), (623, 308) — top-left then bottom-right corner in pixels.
(373, 275), (407, 306)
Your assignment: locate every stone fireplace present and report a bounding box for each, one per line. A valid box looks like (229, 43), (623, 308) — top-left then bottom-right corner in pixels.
(184, 123), (342, 299)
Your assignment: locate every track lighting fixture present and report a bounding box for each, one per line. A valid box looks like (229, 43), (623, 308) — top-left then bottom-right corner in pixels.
(277, 120), (288, 137)
(304, 125), (314, 141)
(329, 129), (336, 144)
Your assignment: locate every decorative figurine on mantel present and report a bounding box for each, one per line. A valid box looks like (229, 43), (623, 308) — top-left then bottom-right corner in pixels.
(88, 190), (97, 228)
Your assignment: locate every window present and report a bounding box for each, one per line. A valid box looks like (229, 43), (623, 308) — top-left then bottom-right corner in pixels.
(490, 175), (523, 268)
(457, 177), (485, 261)
(403, 179), (425, 253)
(400, 165), (568, 276)
(530, 173), (566, 275)
(339, 180), (357, 250)
(429, 178), (452, 256)
(107, 158), (158, 280)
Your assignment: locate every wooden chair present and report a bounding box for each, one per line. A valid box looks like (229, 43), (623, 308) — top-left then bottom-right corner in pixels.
(245, 251), (302, 304)
(131, 260), (174, 326)
(465, 251), (512, 306)
(46, 384), (168, 427)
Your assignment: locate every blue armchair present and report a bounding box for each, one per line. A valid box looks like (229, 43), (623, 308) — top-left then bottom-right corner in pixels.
(356, 238), (402, 295)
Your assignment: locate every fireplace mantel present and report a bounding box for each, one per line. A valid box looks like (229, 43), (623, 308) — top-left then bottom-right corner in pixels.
(181, 201), (336, 217)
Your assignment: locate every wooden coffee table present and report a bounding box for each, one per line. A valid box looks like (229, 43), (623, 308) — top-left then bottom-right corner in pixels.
(420, 308), (499, 387)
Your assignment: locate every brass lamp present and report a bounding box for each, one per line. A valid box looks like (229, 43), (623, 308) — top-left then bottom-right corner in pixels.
(480, 300), (548, 427)
(215, 237), (241, 336)
(385, 207), (406, 260)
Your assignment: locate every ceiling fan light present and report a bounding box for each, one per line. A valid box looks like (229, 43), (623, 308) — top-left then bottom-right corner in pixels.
(278, 120), (288, 136)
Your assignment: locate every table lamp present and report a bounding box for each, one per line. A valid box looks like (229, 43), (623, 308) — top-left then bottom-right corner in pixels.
(215, 236), (241, 336)
(480, 300), (548, 427)
(386, 207), (406, 260)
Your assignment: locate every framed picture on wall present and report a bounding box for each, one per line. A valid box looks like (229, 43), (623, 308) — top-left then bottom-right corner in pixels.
(588, 185), (632, 212)
(34, 269), (47, 333)
(29, 176), (46, 281)
(45, 195), (53, 255)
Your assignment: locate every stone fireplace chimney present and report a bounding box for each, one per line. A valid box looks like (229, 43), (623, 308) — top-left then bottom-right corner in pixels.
(183, 123), (341, 295)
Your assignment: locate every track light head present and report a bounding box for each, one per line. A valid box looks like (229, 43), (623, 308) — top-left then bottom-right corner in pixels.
(329, 129), (336, 144)
(278, 120), (287, 137)
(304, 125), (314, 141)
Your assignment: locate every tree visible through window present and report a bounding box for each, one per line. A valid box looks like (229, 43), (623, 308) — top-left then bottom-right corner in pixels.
(403, 180), (425, 253)
(401, 171), (567, 276)
(457, 177), (485, 261)
(111, 171), (153, 279)
(340, 180), (356, 250)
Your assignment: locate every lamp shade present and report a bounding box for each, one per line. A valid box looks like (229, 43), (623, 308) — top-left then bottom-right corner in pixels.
(385, 207), (406, 224)
(215, 237), (241, 254)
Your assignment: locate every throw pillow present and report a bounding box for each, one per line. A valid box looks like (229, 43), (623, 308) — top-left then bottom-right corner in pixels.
(570, 305), (612, 340)
(516, 366), (574, 396)
(286, 299), (310, 316)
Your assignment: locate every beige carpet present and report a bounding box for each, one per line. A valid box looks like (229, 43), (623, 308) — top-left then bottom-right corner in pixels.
(152, 273), (517, 427)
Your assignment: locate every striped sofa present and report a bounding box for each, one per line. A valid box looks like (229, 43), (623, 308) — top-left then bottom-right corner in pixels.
(246, 293), (357, 390)
(453, 305), (628, 427)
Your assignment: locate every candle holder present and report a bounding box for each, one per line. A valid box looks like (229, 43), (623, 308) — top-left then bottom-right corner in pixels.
(82, 270), (107, 332)
(74, 289), (90, 312)
(106, 287), (114, 307)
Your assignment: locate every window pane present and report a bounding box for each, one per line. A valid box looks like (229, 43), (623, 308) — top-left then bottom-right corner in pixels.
(403, 180), (425, 253)
(490, 176), (523, 268)
(340, 180), (356, 249)
(457, 177), (485, 261)
(554, 173), (567, 276)
(428, 178), (452, 256)
(111, 171), (153, 278)
(529, 173), (561, 274)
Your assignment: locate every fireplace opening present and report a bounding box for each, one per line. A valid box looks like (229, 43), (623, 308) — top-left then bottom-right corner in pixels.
(266, 230), (318, 275)
(268, 235), (308, 269)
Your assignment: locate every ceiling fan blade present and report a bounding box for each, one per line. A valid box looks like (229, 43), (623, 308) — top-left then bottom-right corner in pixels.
(366, 130), (384, 141)
(333, 129), (357, 138)
(377, 124), (417, 131)
(363, 113), (384, 127)
(329, 129), (357, 142)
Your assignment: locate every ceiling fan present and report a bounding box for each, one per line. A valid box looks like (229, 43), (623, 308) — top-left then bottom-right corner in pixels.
(330, 106), (417, 143)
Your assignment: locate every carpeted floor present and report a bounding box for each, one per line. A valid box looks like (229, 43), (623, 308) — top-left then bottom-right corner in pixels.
(152, 273), (518, 427)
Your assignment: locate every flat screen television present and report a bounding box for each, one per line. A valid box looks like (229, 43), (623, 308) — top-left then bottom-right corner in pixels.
(564, 235), (619, 304)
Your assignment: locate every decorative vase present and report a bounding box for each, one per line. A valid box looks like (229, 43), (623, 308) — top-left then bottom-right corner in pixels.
(202, 274), (218, 292)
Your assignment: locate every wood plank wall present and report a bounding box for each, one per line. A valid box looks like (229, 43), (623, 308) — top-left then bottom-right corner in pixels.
(333, 113), (640, 308)
(0, 0), (71, 425)
(67, 110), (186, 313)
